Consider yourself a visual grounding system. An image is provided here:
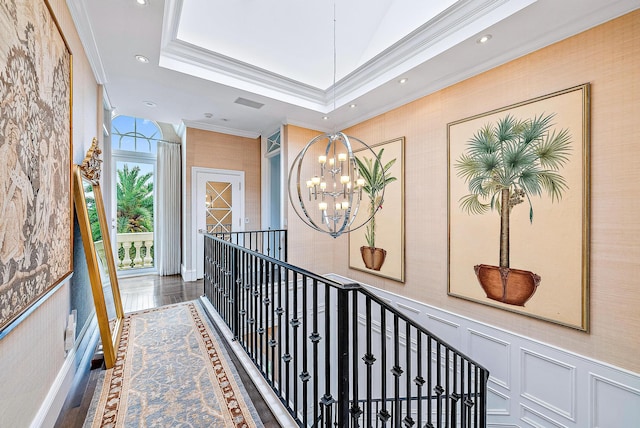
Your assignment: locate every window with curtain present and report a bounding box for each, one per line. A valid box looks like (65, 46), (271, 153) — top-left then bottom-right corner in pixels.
(110, 116), (181, 275)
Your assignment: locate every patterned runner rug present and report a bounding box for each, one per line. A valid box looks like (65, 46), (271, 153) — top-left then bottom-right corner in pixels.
(84, 301), (263, 427)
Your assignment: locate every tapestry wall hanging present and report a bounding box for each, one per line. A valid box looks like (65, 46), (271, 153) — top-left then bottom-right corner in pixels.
(0, 0), (73, 332)
(448, 84), (590, 330)
(349, 137), (405, 282)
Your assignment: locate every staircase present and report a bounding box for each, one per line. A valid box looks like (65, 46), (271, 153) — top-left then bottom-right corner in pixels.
(203, 230), (488, 427)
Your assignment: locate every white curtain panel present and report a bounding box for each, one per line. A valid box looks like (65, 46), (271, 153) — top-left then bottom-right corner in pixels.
(157, 141), (181, 275)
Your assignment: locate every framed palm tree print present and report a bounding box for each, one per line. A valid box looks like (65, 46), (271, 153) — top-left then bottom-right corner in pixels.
(448, 84), (590, 330)
(349, 137), (405, 282)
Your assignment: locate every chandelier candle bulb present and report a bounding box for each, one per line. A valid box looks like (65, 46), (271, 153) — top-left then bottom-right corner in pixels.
(306, 180), (313, 200)
(340, 176), (349, 196)
(289, 131), (386, 238)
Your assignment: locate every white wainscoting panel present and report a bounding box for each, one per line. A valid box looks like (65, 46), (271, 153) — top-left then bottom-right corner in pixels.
(521, 349), (576, 421)
(324, 273), (640, 427)
(487, 424), (520, 428)
(590, 373), (640, 427)
(426, 313), (462, 348)
(521, 404), (567, 428)
(469, 329), (511, 389)
(487, 386), (511, 415)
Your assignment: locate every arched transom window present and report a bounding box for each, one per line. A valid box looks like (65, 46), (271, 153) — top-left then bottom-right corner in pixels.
(111, 115), (160, 154)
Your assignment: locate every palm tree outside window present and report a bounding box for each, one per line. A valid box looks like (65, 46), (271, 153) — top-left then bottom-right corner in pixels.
(111, 116), (159, 272)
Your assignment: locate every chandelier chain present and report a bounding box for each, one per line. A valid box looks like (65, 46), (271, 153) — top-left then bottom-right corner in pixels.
(287, 2), (387, 239)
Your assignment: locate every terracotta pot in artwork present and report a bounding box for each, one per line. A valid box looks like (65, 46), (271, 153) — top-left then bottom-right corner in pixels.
(474, 264), (541, 306)
(360, 246), (387, 271)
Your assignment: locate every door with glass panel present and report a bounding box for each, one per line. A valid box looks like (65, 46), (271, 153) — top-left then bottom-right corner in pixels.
(113, 158), (156, 273)
(194, 168), (244, 279)
(110, 116), (159, 275)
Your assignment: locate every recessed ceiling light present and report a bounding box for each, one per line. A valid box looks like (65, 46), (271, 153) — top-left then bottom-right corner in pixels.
(398, 78), (408, 84)
(204, 112), (213, 118)
(322, 116), (329, 121)
(135, 55), (149, 63)
(136, 0), (148, 5)
(477, 34), (492, 44)
(143, 101), (156, 107)
(349, 104), (357, 109)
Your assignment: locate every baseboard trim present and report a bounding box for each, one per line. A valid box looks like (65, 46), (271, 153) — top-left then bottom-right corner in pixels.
(181, 264), (197, 282)
(32, 317), (99, 428)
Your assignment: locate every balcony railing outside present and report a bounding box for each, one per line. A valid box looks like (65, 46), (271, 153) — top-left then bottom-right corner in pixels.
(202, 231), (488, 427)
(95, 232), (155, 271)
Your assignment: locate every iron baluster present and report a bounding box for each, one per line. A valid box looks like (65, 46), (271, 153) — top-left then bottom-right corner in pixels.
(200, 231), (489, 428)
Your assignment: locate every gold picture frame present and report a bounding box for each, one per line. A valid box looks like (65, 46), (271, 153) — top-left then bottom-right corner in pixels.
(349, 137), (405, 282)
(448, 84), (590, 330)
(0, 0), (73, 334)
(73, 141), (124, 368)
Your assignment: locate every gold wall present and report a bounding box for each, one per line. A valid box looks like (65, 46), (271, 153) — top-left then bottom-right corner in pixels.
(185, 128), (262, 229)
(286, 10), (640, 373)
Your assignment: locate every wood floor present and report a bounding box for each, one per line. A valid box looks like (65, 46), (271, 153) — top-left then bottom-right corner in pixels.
(119, 273), (204, 313)
(54, 274), (280, 427)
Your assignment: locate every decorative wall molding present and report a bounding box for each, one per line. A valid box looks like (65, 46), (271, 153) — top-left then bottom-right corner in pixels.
(325, 273), (640, 426)
(469, 329), (511, 389)
(487, 386), (511, 415)
(521, 404), (567, 428)
(589, 373), (640, 427)
(396, 301), (421, 314)
(521, 348), (576, 421)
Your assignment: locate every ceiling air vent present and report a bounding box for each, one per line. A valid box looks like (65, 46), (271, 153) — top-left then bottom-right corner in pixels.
(234, 97), (264, 109)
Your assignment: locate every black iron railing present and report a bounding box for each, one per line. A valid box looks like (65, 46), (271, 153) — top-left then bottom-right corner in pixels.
(212, 228), (287, 262)
(203, 231), (488, 427)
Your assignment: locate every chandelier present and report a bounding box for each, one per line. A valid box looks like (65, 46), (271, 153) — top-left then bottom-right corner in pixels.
(289, 132), (384, 238)
(288, 5), (385, 238)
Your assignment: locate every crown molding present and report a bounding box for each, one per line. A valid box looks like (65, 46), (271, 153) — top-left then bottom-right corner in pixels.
(66, 0), (108, 84)
(334, 0), (536, 105)
(175, 122), (187, 139)
(182, 120), (261, 139)
(161, 0), (327, 111)
(159, 0), (534, 114)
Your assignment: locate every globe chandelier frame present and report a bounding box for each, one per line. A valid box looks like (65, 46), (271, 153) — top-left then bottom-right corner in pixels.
(288, 4), (386, 239)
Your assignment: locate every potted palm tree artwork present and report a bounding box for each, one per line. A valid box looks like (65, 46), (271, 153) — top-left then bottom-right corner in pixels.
(355, 148), (397, 271)
(455, 114), (571, 306)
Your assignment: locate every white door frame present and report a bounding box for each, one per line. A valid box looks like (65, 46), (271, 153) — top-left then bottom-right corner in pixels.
(191, 167), (245, 279)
